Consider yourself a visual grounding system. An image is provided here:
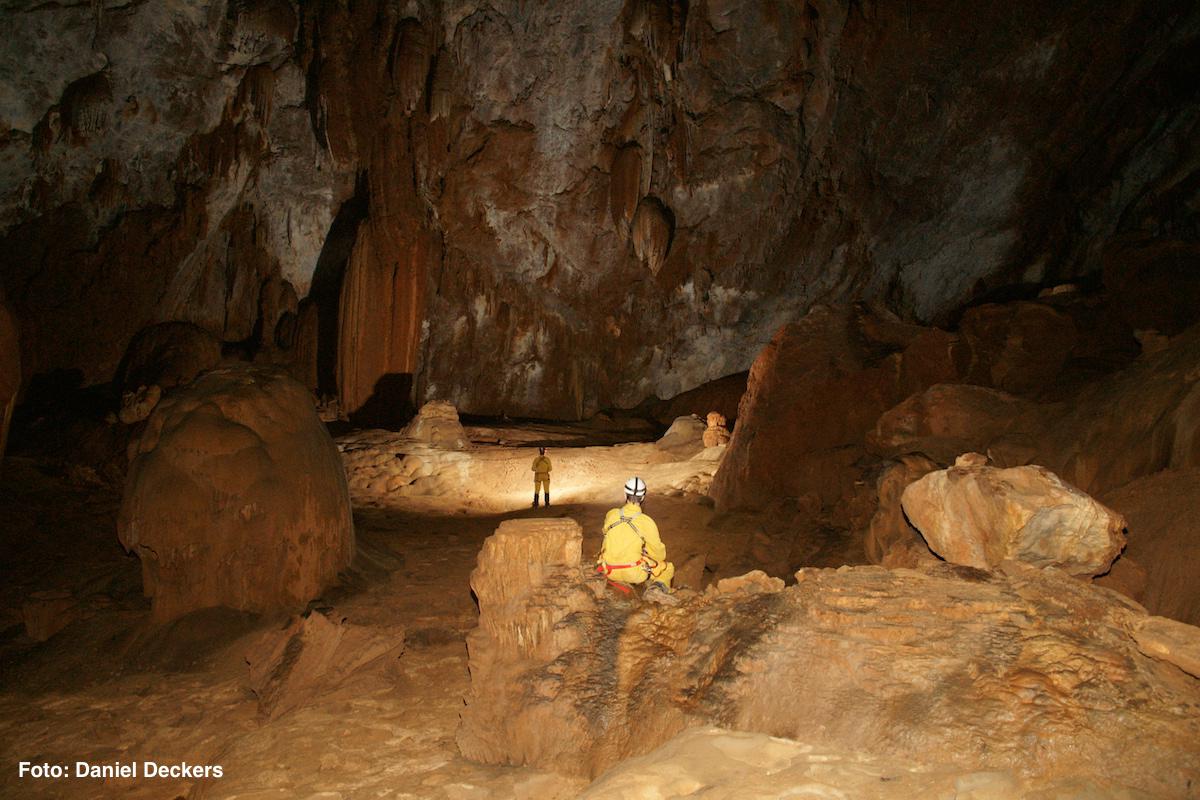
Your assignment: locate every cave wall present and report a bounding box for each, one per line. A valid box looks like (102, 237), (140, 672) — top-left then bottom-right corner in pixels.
(2, 1), (1197, 418)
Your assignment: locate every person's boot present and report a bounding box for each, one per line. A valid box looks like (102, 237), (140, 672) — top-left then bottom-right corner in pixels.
(544, 492), (550, 507)
(532, 493), (539, 508)
(643, 581), (679, 606)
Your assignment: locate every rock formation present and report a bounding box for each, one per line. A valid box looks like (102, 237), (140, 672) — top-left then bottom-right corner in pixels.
(1103, 469), (1200, 626)
(656, 414), (706, 456)
(864, 454), (939, 567)
(0, 297), (18, 457)
(116, 322), (223, 397)
(868, 383), (1043, 466)
(4, 2), (1198, 419)
(459, 518), (1200, 795)
(710, 305), (958, 513)
(245, 611), (405, 721)
(117, 383), (162, 425)
(900, 455), (1127, 576)
(581, 727), (1137, 800)
(118, 366), (354, 622)
(401, 401), (468, 450)
(701, 412), (730, 448)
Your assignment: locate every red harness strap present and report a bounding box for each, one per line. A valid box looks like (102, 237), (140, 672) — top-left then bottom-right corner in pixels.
(595, 563), (639, 594)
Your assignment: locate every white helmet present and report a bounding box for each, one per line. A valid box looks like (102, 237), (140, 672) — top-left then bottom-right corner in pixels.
(624, 476), (647, 500)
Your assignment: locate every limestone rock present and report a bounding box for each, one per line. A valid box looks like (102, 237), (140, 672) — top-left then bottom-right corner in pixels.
(581, 727), (1129, 800)
(118, 366), (354, 623)
(458, 518), (1200, 795)
(711, 306), (908, 512)
(714, 570), (783, 596)
(631, 196), (673, 275)
(0, 298), (18, 457)
(246, 611), (404, 721)
(401, 401), (468, 450)
(900, 457), (1126, 576)
(116, 322), (223, 396)
(118, 383), (162, 425)
(868, 383), (1043, 466)
(1036, 324), (1200, 495)
(701, 412), (730, 448)
(1133, 615), (1200, 678)
(864, 454), (939, 566)
(656, 415), (705, 456)
(1102, 469), (1200, 626)
(959, 302), (1078, 397)
(6, 2), (1199, 421)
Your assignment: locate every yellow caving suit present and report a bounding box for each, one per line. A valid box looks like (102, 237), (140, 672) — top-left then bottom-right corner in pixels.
(531, 454), (552, 493)
(596, 502), (674, 588)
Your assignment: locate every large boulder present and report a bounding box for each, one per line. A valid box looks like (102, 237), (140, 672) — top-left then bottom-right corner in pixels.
(0, 298), (18, 457)
(118, 366), (354, 622)
(900, 454), (1126, 577)
(458, 518), (1200, 795)
(656, 414), (706, 456)
(710, 306), (907, 512)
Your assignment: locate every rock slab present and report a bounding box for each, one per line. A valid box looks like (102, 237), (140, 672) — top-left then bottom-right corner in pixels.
(458, 517), (1200, 796)
(118, 366), (354, 622)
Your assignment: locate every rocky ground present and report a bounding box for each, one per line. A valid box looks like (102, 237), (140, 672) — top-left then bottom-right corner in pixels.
(0, 424), (736, 799)
(2, 417), (1199, 798)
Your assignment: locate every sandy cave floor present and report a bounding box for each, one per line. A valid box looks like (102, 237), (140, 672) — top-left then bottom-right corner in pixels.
(0, 428), (764, 799)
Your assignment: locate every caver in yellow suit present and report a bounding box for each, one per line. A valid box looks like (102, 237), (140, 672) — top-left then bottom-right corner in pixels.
(596, 477), (674, 594)
(531, 447), (552, 507)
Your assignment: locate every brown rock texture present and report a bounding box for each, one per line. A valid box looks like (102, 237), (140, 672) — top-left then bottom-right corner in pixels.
(1038, 324), (1200, 495)
(901, 456), (1127, 576)
(958, 302), (1078, 397)
(710, 305), (965, 512)
(581, 727), (1140, 800)
(459, 518), (1200, 795)
(246, 612), (405, 721)
(0, 297), (18, 457)
(4, 2), (1198, 419)
(116, 321), (223, 396)
(864, 454), (939, 566)
(401, 401), (468, 450)
(701, 412), (730, 448)
(1103, 469), (1200, 626)
(118, 366), (354, 622)
(868, 383), (1043, 466)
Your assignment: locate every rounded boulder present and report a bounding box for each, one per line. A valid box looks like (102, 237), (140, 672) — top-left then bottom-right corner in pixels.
(118, 366), (353, 622)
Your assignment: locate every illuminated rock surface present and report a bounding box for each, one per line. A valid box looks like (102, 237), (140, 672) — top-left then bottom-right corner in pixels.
(581, 727), (1145, 800)
(4, 2), (1198, 418)
(118, 366), (354, 622)
(901, 455), (1127, 576)
(458, 517), (1200, 794)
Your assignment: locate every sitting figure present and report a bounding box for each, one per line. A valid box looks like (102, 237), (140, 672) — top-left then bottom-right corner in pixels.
(596, 477), (676, 604)
(702, 411), (730, 447)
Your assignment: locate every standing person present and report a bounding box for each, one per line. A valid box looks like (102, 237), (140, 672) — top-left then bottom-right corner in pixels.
(531, 446), (552, 507)
(595, 477), (676, 603)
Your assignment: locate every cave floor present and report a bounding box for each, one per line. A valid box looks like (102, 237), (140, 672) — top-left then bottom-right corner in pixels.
(0, 435), (758, 799)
